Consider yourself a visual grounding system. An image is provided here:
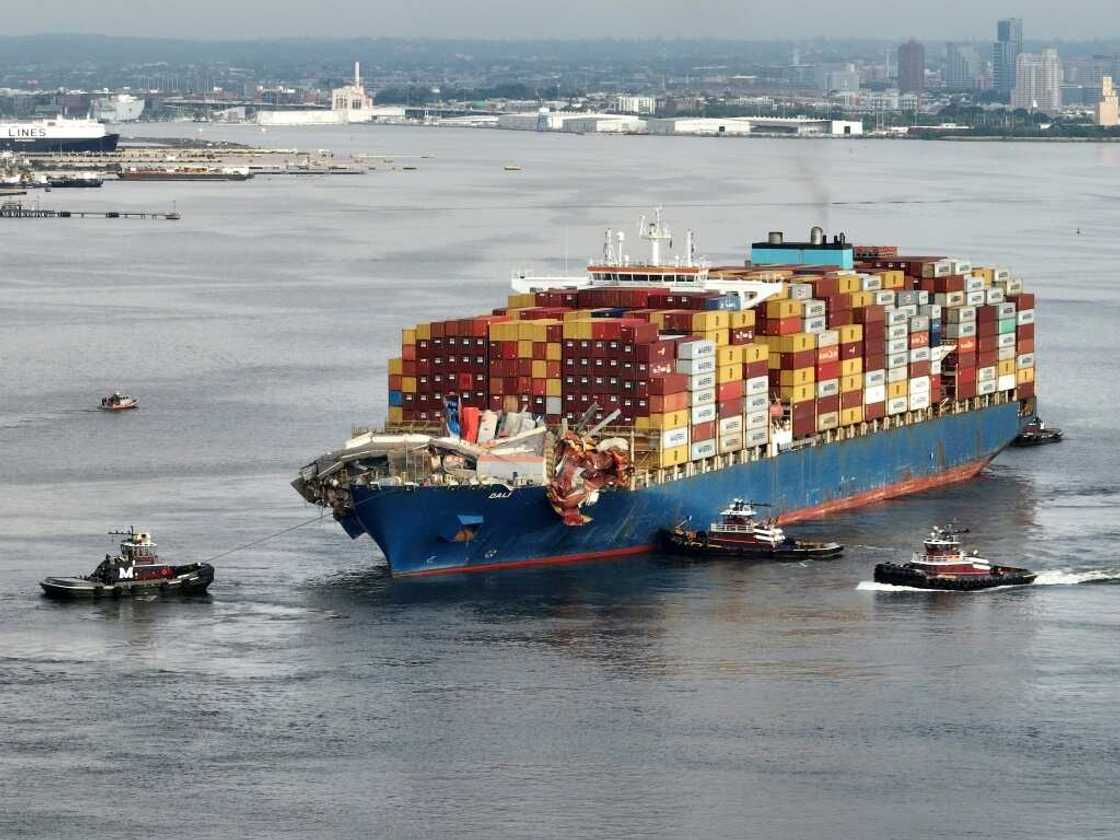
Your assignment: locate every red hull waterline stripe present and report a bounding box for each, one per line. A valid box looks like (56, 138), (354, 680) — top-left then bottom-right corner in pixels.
(397, 456), (993, 578)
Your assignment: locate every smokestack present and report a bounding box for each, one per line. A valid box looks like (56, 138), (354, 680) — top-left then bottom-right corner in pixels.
(768, 231), (783, 245)
(354, 61), (360, 87)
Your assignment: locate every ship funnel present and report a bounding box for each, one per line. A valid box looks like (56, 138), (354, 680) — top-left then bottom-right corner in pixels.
(768, 231), (783, 245)
(810, 225), (824, 245)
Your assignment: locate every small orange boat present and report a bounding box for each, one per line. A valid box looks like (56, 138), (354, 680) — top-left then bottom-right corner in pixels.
(100, 392), (138, 411)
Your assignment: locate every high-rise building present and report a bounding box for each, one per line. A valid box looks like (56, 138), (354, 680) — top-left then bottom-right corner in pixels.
(945, 43), (980, 89)
(1097, 76), (1119, 127)
(1011, 49), (1062, 113)
(993, 17), (1024, 97)
(898, 39), (925, 94)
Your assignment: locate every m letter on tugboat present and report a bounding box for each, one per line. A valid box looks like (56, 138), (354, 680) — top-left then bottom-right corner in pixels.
(117, 565), (134, 580)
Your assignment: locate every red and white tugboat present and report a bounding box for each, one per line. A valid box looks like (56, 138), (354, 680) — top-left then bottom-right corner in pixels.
(99, 392), (138, 411)
(661, 499), (844, 560)
(874, 526), (1036, 591)
(40, 527), (214, 600)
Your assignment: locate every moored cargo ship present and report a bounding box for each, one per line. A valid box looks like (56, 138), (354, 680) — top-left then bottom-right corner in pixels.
(0, 117), (119, 153)
(294, 213), (1039, 576)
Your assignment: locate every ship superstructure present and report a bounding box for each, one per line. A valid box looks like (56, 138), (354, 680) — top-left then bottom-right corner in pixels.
(294, 212), (1038, 576)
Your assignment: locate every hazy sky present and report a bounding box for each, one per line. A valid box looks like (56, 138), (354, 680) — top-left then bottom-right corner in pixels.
(5, 0), (1115, 41)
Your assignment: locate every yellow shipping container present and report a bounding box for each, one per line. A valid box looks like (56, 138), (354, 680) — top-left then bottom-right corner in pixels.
(489, 322), (517, 341)
(840, 407), (864, 426)
(742, 343), (769, 364)
(997, 359), (1016, 377)
(388, 406), (403, 424)
(838, 324), (864, 344)
(416, 322), (432, 341)
(887, 381), (908, 399)
(729, 310), (756, 328)
(717, 345), (745, 365)
(517, 340), (533, 358)
(546, 342), (562, 361)
(840, 357), (863, 377)
(718, 363), (743, 383)
(880, 270), (905, 289)
(657, 444), (689, 469)
(848, 291), (873, 309)
(531, 360), (547, 378)
(817, 411), (840, 432)
(692, 311), (730, 331)
(837, 274), (861, 294)
(1016, 367), (1035, 384)
(649, 409), (690, 430)
(766, 299), (802, 319)
(516, 321), (536, 341)
(402, 328), (416, 346)
(546, 379), (562, 397)
(840, 374), (862, 393)
(507, 292), (536, 308)
(699, 328), (730, 346)
(402, 377), (417, 393)
(972, 266), (994, 283)
(563, 309), (595, 321)
(780, 367), (815, 388)
(785, 384), (815, 404)
(779, 332), (817, 353)
(562, 320), (593, 340)
(388, 357), (403, 376)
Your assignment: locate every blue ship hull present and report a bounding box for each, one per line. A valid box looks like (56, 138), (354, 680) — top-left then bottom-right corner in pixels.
(343, 402), (1024, 577)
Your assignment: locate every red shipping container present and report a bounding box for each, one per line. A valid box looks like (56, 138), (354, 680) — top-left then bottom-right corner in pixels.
(816, 360), (841, 381)
(977, 350), (998, 368)
(864, 353), (886, 372)
(792, 413), (816, 438)
(955, 366), (977, 384)
(718, 398), (740, 419)
(744, 360), (768, 379)
(828, 310), (854, 327)
(649, 374), (689, 395)
(781, 349), (816, 370)
(650, 392), (689, 413)
(957, 336), (977, 353)
(1017, 323), (1034, 340)
(1018, 338), (1035, 354)
(853, 305), (886, 323)
(692, 421), (717, 440)
(774, 316), (802, 335)
(975, 305), (998, 323)
(817, 394), (840, 414)
(909, 331), (930, 348)
(840, 342), (862, 359)
(865, 401), (886, 420)
(817, 344), (840, 364)
(932, 275), (966, 293)
(388, 374), (402, 391)
(1018, 381), (1035, 398)
(862, 321), (886, 340)
(1014, 292), (1035, 308)
(792, 400), (816, 421)
(730, 328), (756, 345)
(517, 358), (533, 377)
(457, 373), (473, 391)
(840, 389), (863, 409)
(717, 379), (744, 402)
(531, 379), (547, 397)
(402, 360), (416, 376)
(909, 361), (930, 378)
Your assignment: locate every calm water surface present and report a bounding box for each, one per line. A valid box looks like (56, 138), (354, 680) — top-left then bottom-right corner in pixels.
(1, 125), (1118, 839)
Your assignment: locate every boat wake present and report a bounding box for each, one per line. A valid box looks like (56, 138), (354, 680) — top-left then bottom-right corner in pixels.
(857, 568), (1120, 592)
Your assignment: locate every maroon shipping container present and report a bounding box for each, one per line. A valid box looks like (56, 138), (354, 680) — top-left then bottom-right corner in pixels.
(648, 374), (690, 396)
(816, 361), (841, 381)
(864, 401), (886, 420)
(692, 421), (716, 441)
(817, 394), (840, 414)
(780, 349), (816, 370)
(853, 305), (886, 324)
(840, 390), (862, 409)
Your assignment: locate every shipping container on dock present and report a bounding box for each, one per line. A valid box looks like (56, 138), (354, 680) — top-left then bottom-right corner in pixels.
(296, 214), (1038, 576)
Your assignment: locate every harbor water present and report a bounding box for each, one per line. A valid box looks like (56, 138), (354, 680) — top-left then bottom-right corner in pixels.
(1, 125), (1118, 839)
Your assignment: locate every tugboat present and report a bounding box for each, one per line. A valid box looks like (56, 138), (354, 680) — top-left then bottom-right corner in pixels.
(99, 392), (138, 411)
(1011, 417), (1063, 447)
(873, 526), (1036, 591)
(661, 499), (844, 560)
(40, 527), (214, 600)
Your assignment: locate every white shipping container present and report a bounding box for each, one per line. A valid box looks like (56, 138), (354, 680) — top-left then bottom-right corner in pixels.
(789, 283), (813, 301)
(817, 329), (839, 348)
(887, 323), (909, 340)
(951, 259), (972, 274)
(1017, 309), (1035, 326)
(861, 275), (883, 291)
(864, 369), (887, 388)
(661, 427), (689, 449)
(994, 268), (1011, 282)
(886, 309), (909, 326)
(946, 305), (977, 323)
(909, 392), (931, 411)
(935, 291), (966, 307)
(688, 372), (717, 391)
(888, 365), (908, 383)
(874, 290), (895, 306)
(909, 315), (930, 332)
(691, 403), (717, 425)
(965, 276), (985, 292)
(691, 387), (716, 406)
(997, 302), (1017, 319)
(719, 415), (744, 436)
(910, 347), (931, 363)
(745, 427), (769, 447)
(996, 333), (1016, 349)
(923, 260), (952, 278)
(1017, 353), (1035, 369)
(887, 352), (909, 369)
(718, 433), (744, 454)
(745, 376), (768, 396)
(804, 316), (827, 334)
(803, 300), (826, 318)
(817, 378), (840, 398)
(675, 356), (715, 375)
(1005, 277), (1023, 293)
(546, 396), (563, 415)
(897, 303), (919, 318)
(677, 338), (715, 359)
(997, 346), (1016, 362)
(690, 439), (717, 461)
(931, 360), (942, 375)
(977, 366), (997, 383)
(744, 393), (768, 413)
(966, 290), (986, 306)
(945, 322), (977, 338)
(864, 383), (887, 404)
(887, 396), (909, 415)
(919, 303), (942, 320)
(997, 374), (1017, 392)
(887, 337), (909, 355)
(977, 379), (997, 396)
(909, 375), (930, 393)
(745, 410), (768, 431)
(986, 288), (1005, 304)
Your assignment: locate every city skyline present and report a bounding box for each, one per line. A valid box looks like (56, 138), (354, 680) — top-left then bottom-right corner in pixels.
(3, 2), (1120, 40)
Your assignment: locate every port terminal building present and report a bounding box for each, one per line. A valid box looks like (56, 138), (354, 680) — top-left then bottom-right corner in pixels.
(493, 110), (862, 137)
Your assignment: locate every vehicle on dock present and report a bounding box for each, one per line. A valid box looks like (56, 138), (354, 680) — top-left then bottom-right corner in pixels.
(100, 392), (138, 411)
(1011, 416), (1062, 447)
(873, 525), (1036, 591)
(661, 499), (843, 560)
(40, 527), (214, 600)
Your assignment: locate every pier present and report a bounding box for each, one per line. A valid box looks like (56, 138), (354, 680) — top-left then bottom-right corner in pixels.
(0, 201), (180, 220)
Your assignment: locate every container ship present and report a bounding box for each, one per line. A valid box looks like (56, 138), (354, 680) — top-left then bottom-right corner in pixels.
(0, 117), (120, 153)
(293, 212), (1039, 577)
